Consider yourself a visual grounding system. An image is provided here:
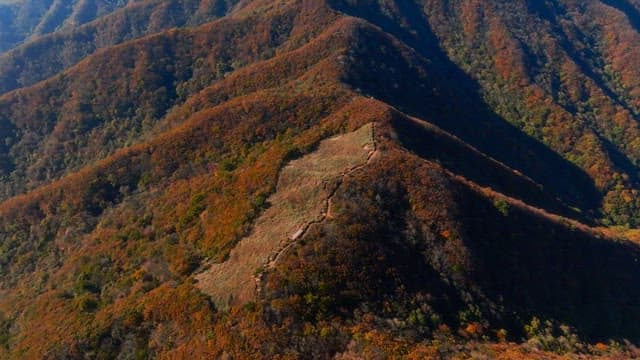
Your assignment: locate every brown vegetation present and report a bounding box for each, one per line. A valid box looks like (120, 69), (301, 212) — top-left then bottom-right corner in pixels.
(2, 0), (640, 358)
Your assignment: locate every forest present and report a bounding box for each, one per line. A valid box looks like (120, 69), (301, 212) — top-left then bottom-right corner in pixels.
(1, 0), (640, 358)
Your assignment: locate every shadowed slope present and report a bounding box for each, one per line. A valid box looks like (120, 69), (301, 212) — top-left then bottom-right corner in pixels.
(338, 16), (602, 219)
(262, 120), (640, 357)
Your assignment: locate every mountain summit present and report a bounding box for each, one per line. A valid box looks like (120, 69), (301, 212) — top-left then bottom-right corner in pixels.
(2, 0), (640, 358)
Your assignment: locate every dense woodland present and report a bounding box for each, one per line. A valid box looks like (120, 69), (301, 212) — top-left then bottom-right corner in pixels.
(1, 0), (640, 358)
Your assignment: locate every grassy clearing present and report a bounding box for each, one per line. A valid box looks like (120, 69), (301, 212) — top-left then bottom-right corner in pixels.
(195, 123), (374, 310)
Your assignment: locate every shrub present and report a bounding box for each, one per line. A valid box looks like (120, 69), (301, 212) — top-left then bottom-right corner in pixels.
(493, 199), (510, 216)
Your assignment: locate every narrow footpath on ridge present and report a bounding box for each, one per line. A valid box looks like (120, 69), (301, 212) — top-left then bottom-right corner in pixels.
(195, 123), (378, 310)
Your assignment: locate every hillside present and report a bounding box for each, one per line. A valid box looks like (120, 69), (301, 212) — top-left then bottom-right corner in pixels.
(1, 0), (640, 358)
(0, 0), (134, 52)
(0, 0), (238, 95)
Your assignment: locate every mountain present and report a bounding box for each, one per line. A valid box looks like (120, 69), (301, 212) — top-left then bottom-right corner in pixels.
(0, 0), (237, 94)
(0, 0), (134, 53)
(2, 0), (640, 358)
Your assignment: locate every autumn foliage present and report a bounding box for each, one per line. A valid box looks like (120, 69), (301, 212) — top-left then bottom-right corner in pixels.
(1, 0), (640, 358)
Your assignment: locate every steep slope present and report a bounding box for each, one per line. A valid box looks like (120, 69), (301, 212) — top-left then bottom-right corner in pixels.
(1, 0), (640, 358)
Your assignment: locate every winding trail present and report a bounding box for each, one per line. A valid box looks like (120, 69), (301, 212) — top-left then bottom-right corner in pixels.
(264, 125), (377, 271)
(195, 123), (377, 310)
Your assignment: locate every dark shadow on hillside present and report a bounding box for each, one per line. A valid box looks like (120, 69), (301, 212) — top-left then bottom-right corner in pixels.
(330, 0), (602, 219)
(600, 135), (640, 187)
(600, 0), (640, 34)
(390, 113), (586, 221)
(327, 0), (640, 343)
(264, 167), (470, 344)
(456, 182), (640, 342)
(390, 111), (640, 341)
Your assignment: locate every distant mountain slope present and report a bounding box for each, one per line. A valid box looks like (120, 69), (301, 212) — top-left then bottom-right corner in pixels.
(0, 0), (133, 52)
(0, 0), (320, 199)
(2, 0), (640, 358)
(0, 0), (238, 95)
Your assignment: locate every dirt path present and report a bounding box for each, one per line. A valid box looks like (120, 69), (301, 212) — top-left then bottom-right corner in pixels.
(195, 123), (377, 310)
(264, 125), (377, 270)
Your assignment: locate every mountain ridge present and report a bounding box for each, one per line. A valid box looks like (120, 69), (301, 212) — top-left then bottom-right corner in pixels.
(2, 0), (640, 358)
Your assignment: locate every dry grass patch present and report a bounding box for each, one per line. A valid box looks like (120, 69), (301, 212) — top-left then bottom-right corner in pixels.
(195, 123), (375, 309)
